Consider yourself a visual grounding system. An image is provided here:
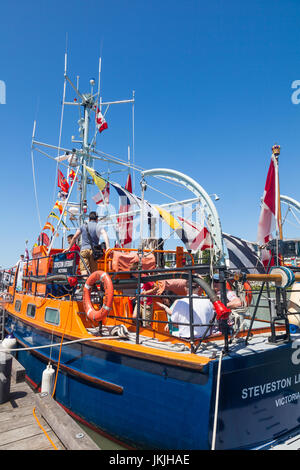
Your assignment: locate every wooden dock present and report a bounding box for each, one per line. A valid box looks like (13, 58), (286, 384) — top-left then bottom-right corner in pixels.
(0, 355), (100, 450)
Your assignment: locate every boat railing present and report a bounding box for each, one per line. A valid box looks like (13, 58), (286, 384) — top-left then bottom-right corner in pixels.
(0, 268), (15, 293)
(110, 263), (215, 353)
(3, 249), (300, 353)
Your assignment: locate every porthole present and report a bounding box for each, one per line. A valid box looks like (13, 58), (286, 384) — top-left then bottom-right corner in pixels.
(44, 307), (60, 326)
(26, 304), (36, 318)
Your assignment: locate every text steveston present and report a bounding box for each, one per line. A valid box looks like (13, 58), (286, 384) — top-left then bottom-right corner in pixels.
(241, 374), (300, 406)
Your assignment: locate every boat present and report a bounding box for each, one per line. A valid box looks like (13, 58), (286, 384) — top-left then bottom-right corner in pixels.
(1, 58), (300, 451)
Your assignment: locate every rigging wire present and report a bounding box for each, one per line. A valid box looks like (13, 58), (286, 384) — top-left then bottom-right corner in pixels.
(93, 149), (184, 190)
(52, 76), (67, 205)
(31, 147), (42, 231)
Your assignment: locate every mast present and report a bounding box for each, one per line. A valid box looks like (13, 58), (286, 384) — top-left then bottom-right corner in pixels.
(80, 96), (92, 224)
(32, 58), (135, 252)
(272, 143), (283, 266)
(272, 144), (283, 240)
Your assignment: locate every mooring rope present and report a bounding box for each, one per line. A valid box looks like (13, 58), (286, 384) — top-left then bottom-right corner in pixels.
(211, 349), (223, 450)
(0, 335), (124, 353)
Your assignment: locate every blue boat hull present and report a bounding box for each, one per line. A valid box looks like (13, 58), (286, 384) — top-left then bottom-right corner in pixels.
(214, 341), (300, 449)
(5, 313), (300, 450)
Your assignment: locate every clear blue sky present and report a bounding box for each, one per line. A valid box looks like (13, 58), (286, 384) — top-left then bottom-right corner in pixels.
(1, 0), (300, 267)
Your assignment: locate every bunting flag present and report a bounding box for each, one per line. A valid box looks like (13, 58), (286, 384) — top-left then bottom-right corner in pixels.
(257, 155), (277, 267)
(57, 169), (69, 193)
(116, 174), (133, 248)
(53, 200), (63, 214)
(223, 233), (265, 274)
(177, 216), (213, 252)
(49, 211), (59, 221)
(69, 169), (78, 183)
(111, 180), (141, 207)
(49, 212), (68, 228)
(155, 206), (182, 231)
(85, 164), (107, 191)
(95, 107), (108, 133)
(92, 182), (110, 205)
(143, 199), (159, 234)
(43, 221), (55, 234)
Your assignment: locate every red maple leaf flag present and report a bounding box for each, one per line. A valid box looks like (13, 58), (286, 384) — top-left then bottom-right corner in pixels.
(257, 155), (277, 267)
(96, 107), (108, 133)
(57, 169), (70, 193)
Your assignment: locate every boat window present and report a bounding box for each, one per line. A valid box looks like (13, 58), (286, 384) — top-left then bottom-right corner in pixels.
(15, 300), (21, 312)
(26, 304), (36, 318)
(44, 307), (60, 326)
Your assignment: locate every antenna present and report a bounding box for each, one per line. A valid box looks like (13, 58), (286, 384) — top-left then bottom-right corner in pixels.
(97, 57), (102, 107)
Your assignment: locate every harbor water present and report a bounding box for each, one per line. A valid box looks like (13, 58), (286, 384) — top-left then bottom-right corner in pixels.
(77, 422), (127, 450)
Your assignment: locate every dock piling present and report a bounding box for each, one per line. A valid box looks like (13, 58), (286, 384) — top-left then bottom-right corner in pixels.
(0, 352), (12, 404)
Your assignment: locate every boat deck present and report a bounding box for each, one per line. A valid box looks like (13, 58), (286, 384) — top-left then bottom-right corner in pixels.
(87, 321), (299, 361)
(270, 433), (300, 450)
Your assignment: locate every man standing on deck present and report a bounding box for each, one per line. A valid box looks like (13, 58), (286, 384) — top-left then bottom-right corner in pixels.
(65, 211), (109, 276)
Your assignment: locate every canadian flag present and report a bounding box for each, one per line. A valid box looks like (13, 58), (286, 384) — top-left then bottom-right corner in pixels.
(96, 107), (108, 133)
(257, 155), (277, 267)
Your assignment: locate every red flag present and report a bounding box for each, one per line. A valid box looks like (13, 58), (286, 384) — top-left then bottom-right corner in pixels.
(118, 173), (133, 248)
(257, 155), (277, 267)
(96, 107), (108, 133)
(38, 232), (50, 247)
(57, 169), (69, 193)
(69, 169), (78, 183)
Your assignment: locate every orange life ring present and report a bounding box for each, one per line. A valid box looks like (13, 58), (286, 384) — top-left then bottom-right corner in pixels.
(83, 270), (114, 322)
(226, 280), (252, 307)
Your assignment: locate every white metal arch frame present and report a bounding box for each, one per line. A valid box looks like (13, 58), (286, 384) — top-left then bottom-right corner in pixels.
(280, 195), (300, 233)
(141, 168), (226, 266)
(280, 195), (300, 212)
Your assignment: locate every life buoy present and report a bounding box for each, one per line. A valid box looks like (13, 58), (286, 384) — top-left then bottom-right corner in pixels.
(226, 280), (252, 307)
(83, 270), (114, 322)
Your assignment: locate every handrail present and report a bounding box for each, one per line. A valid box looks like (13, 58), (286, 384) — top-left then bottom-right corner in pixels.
(3, 251), (293, 354)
